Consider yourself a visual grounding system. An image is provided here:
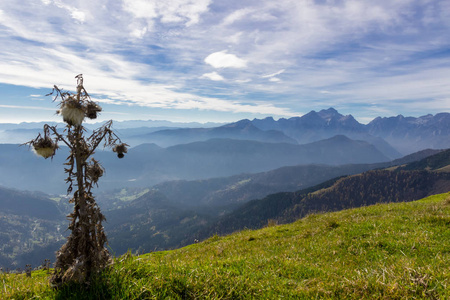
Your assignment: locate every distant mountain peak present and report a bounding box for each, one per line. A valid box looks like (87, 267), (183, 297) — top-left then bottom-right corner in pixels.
(320, 107), (339, 114)
(220, 119), (254, 129)
(318, 107), (342, 117)
(257, 116), (274, 121)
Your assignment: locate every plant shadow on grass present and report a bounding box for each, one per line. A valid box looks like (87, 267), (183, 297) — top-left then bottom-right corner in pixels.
(50, 261), (196, 300)
(53, 277), (114, 300)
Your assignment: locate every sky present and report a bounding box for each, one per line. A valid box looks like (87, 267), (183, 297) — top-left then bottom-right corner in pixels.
(0, 0), (449, 124)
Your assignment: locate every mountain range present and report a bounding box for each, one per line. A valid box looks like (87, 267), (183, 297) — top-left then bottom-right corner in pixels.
(367, 113), (450, 154)
(247, 108), (450, 155)
(3, 108), (448, 157)
(0, 134), (390, 194)
(121, 108), (450, 156)
(125, 120), (296, 147)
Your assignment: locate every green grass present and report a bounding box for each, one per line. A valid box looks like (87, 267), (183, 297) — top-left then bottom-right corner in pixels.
(2, 192), (450, 299)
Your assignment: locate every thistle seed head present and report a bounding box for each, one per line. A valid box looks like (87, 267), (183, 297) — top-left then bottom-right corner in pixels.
(32, 137), (58, 159)
(86, 102), (102, 120)
(60, 96), (84, 126)
(86, 158), (104, 183)
(112, 143), (128, 159)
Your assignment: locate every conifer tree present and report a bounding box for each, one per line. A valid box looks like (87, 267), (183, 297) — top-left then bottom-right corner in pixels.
(25, 74), (128, 286)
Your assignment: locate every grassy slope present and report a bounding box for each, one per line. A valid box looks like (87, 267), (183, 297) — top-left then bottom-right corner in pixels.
(2, 192), (450, 299)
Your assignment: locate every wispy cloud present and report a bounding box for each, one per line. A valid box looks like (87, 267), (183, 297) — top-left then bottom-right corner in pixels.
(262, 70), (285, 79)
(0, 104), (55, 111)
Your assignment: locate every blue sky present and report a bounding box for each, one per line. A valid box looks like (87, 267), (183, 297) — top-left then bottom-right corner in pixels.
(0, 0), (449, 124)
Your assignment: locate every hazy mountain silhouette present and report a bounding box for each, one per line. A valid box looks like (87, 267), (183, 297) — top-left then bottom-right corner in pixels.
(367, 113), (450, 154)
(249, 108), (450, 156)
(127, 119), (296, 147)
(0, 135), (389, 194)
(249, 108), (399, 158)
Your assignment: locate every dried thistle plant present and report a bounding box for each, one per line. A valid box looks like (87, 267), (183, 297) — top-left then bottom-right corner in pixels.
(24, 74), (128, 287)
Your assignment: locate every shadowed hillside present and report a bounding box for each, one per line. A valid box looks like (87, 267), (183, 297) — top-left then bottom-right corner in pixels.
(199, 170), (450, 238)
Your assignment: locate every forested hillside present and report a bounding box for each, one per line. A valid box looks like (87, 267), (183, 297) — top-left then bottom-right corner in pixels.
(199, 170), (450, 239)
(399, 148), (450, 171)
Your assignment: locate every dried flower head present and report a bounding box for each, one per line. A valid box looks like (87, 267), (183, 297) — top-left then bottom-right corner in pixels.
(86, 102), (102, 120)
(32, 137), (58, 159)
(60, 96), (84, 126)
(112, 143), (128, 158)
(86, 158), (104, 183)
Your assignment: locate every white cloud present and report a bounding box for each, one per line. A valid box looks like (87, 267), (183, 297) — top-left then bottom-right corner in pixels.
(261, 69), (285, 82)
(43, 0), (87, 23)
(71, 10), (86, 23)
(222, 7), (276, 26)
(122, 0), (211, 34)
(222, 8), (252, 25)
(29, 94), (45, 100)
(130, 27), (148, 39)
(201, 72), (225, 81)
(226, 32), (243, 44)
(204, 51), (247, 69)
(160, 0), (211, 26)
(122, 0), (157, 19)
(235, 79), (252, 83)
